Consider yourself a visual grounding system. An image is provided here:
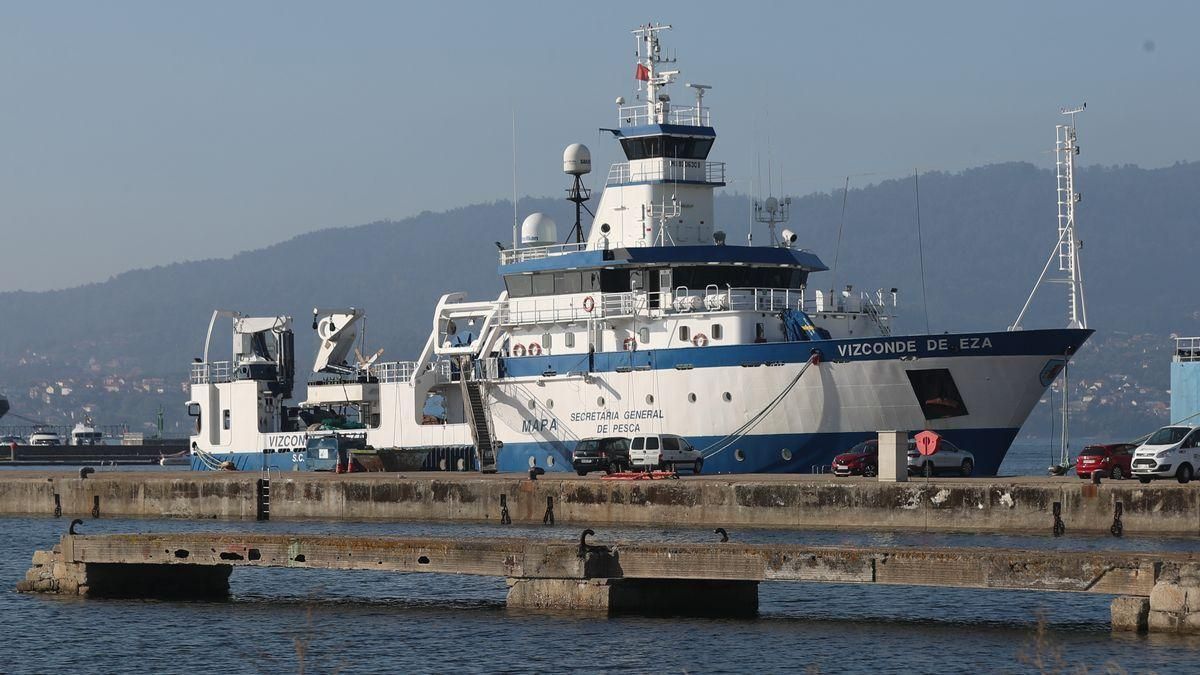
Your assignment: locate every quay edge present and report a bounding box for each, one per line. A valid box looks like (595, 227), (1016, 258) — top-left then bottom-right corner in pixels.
(1, 471), (1198, 535)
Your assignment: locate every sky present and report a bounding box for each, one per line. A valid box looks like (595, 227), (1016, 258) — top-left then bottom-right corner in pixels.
(1, 1), (1196, 291)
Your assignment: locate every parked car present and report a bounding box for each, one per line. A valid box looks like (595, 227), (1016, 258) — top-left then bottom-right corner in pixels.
(906, 438), (975, 477)
(832, 440), (879, 477)
(628, 434), (703, 474)
(1076, 443), (1137, 480)
(1131, 425), (1200, 484)
(571, 437), (632, 475)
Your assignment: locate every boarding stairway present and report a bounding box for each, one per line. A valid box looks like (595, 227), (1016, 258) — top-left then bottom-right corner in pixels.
(459, 357), (498, 473)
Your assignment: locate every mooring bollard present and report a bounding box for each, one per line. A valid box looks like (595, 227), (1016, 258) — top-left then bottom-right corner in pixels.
(1111, 501), (1124, 537)
(79, 467), (95, 480)
(1052, 501), (1065, 537)
(715, 527), (729, 542)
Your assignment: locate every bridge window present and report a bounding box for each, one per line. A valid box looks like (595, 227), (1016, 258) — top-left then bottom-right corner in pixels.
(532, 274), (554, 296)
(671, 265), (808, 290)
(554, 272), (583, 294)
(620, 136), (714, 161)
(505, 274), (533, 298)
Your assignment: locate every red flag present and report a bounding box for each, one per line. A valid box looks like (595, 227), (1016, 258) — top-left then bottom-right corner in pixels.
(634, 63), (650, 81)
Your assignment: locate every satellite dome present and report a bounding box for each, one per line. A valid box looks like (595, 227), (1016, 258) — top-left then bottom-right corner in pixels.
(563, 144), (592, 176)
(520, 213), (558, 247)
(765, 196), (779, 214)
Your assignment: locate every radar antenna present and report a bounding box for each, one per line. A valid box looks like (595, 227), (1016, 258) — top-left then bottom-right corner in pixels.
(632, 22), (679, 124)
(1010, 103), (1089, 331)
(754, 195), (792, 246)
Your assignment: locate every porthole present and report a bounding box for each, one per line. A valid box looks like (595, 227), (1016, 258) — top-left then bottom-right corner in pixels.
(527, 399), (537, 410)
(547, 455), (556, 467)
(597, 396), (606, 406)
(781, 448), (792, 461)
(528, 456), (536, 468)
(722, 392), (732, 402)
(734, 449), (746, 462)
(688, 392), (697, 403)
(546, 399), (554, 409)
(645, 394), (655, 405)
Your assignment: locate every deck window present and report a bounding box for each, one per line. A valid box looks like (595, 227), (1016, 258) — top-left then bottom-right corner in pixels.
(564, 332), (576, 348)
(639, 327), (650, 344)
(505, 274), (533, 298)
(532, 274), (554, 296)
(711, 324), (723, 340)
(679, 325), (690, 342)
(222, 409), (230, 430)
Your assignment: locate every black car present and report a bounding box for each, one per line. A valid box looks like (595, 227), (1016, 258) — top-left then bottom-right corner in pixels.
(571, 437), (631, 475)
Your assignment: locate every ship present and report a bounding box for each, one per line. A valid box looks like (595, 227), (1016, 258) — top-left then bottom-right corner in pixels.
(186, 23), (1091, 475)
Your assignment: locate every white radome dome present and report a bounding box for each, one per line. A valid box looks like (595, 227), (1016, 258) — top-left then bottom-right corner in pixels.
(563, 143), (592, 176)
(520, 213), (558, 247)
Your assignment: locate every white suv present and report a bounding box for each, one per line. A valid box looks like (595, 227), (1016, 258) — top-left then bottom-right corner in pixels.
(1132, 425), (1200, 484)
(629, 434), (704, 474)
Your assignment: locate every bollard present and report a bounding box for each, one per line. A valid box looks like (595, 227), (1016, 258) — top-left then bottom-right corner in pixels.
(715, 527), (729, 542)
(578, 528), (595, 556)
(79, 467), (95, 480)
(529, 467), (545, 481)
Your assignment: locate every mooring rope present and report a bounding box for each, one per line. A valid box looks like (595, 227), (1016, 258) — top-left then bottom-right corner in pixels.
(700, 353), (820, 460)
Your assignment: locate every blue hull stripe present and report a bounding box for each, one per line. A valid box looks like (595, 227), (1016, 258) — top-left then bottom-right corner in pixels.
(503, 328), (1092, 378)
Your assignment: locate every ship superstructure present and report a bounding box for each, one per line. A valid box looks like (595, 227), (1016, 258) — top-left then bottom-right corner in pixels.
(187, 23), (1091, 474)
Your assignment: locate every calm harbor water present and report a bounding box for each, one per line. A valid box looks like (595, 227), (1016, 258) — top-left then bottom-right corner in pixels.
(3, 440), (1199, 672)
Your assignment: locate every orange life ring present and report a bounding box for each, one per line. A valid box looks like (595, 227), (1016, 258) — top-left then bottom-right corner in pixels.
(692, 333), (709, 347)
(528, 342), (543, 356)
(623, 337), (637, 351)
(512, 344), (526, 357)
(582, 296), (595, 313)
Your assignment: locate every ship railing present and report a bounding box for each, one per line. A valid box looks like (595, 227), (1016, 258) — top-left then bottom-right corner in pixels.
(1176, 337), (1200, 363)
(190, 361), (232, 385)
(618, 104), (710, 128)
(371, 360), (455, 384)
(499, 242), (589, 266)
(606, 161), (725, 187)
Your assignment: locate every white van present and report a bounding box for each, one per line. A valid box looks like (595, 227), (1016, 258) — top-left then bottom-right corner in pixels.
(629, 434), (704, 474)
(1131, 425), (1200, 484)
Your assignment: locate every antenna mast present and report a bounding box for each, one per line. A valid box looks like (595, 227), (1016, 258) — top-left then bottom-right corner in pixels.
(633, 22), (678, 123)
(1010, 103), (1089, 331)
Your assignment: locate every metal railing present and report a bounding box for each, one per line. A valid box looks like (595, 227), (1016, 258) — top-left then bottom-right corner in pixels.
(618, 104), (710, 128)
(497, 287), (894, 329)
(499, 242), (589, 266)
(1176, 337), (1200, 362)
(606, 161), (725, 187)
(190, 361), (232, 385)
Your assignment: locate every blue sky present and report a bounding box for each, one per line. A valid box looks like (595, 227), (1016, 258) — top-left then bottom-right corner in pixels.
(1, 1), (1194, 290)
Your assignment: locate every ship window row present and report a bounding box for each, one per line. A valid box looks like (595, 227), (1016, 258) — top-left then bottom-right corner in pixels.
(506, 266), (808, 299)
(621, 136), (714, 161)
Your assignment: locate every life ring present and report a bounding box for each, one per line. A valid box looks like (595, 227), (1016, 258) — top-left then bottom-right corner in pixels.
(623, 337), (637, 351)
(512, 344), (526, 357)
(691, 333), (709, 347)
(582, 296), (595, 313)
(528, 342), (543, 356)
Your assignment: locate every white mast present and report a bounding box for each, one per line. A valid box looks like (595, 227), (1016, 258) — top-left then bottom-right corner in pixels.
(633, 23), (678, 123)
(1010, 103), (1089, 331)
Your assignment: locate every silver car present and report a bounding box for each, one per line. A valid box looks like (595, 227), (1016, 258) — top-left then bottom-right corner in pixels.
(906, 439), (975, 477)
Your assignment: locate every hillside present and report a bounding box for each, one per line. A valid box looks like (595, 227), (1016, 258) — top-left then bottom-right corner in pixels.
(2, 161), (1197, 436)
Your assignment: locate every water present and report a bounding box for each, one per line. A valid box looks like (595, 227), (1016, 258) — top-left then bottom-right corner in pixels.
(4, 515), (1200, 673)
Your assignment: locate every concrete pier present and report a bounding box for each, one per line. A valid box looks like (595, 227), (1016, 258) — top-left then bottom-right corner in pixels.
(2, 470), (1199, 535)
(16, 531), (1200, 630)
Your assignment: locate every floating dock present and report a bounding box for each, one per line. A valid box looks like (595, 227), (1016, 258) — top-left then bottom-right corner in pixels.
(2, 471), (1199, 536)
(15, 530), (1200, 633)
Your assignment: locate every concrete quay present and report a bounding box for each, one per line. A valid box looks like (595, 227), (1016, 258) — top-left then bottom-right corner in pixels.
(2, 470), (1199, 535)
(16, 531), (1200, 632)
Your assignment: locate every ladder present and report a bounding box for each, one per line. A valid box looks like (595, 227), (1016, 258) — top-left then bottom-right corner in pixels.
(256, 464), (271, 521)
(459, 357), (498, 473)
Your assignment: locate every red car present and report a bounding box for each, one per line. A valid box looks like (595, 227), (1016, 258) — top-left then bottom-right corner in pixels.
(1076, 443), (1137, 480)
(832, 440), (878, 477)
